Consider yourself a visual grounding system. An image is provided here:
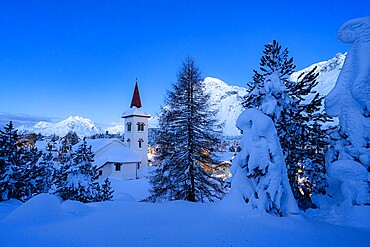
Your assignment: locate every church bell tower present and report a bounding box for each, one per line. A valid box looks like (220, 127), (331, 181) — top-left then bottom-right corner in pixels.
(121, 79), (151, 170)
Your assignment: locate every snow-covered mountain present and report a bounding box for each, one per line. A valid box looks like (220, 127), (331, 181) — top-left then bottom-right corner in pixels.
(18, 116), (103, 137)
(291, 53), (345, 97)
(104, 122), (125, 135)
(202, 77), (247, 136)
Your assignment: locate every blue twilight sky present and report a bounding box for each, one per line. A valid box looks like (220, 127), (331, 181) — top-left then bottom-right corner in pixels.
(0, 0), (369, 127)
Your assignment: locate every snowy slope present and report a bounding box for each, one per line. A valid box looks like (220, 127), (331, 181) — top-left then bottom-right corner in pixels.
(104, 122), (125, 135)
(291, 53), (345, 97)
(202, 77), (247, 136)
(17, 116), (103, 137)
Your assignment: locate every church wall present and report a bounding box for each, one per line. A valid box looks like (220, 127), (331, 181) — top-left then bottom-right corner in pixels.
(123, 116), (149, 170)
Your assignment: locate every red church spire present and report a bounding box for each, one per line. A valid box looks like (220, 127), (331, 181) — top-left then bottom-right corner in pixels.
(130, 79), (142, 108)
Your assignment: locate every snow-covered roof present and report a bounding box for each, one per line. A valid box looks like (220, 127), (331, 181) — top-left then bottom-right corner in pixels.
(83, 138), (122, 153)
(121, 106), (151, 118)
(94, 144), (141, 168)
(75, 138), (141, 167)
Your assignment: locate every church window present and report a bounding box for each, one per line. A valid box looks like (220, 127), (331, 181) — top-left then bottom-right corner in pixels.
(138, 138), (144, 148)
(115, 163), (122, 171)
(99, 170), (103, 176)
(137, 122), (145, 131)
(127, 122), (132, 132)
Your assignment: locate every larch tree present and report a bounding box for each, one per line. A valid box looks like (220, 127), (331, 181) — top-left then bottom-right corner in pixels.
(146, 57), (226, 203)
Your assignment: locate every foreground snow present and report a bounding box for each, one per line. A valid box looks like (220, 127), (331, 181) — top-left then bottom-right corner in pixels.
(0, 173), (368, 247)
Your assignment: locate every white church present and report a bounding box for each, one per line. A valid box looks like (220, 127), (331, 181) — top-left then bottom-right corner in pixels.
(93, 80), (151, 180)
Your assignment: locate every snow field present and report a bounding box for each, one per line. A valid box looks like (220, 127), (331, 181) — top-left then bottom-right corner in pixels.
(0, 174), (369, 247)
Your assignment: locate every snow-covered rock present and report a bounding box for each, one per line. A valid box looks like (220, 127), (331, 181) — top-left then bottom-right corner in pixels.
(230, 109), (298, 215)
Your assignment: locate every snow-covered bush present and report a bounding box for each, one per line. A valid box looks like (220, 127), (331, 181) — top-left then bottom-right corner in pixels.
(231, 109), (298, 216)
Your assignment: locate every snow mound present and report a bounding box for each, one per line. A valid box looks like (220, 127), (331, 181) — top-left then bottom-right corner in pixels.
(113, 192), (136, 202)
(0, 199), (22, 220)
(61, 200), (94, 217)
(307, 205), (370, 228)
(327, 160), (369, 206)
(3, 194), (67, 225)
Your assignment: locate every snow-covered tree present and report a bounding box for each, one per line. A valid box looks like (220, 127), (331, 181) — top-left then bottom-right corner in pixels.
(325, 17), (370, 206)
(0, 121), (21, 201)
(146, 57), (226, 203)
(65, 131), (80, 146)
(243, 40), (329, 209)
(56, 138), (98, 202)
(0, 121), (43, 202)
(231, 109), (298, 215)
(15, 146), (43, 201)
(100, 178), (114, 201)
(56, 138), (113, 203)
(37, 143), (58, 194)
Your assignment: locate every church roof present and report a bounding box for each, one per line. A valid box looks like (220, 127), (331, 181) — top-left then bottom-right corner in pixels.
(130, 80), (142, 108)
(76, 138), (141, 168)
(122, 80), (151, 118)
(121, 106), (151, 118)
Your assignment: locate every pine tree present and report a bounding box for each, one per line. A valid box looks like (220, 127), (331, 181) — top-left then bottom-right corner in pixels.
(65, 131), (79, 146)
(0, 122), (21, 201)
(15, 146), (43, 201)
(243, 41), (329, 209)
(100, 178), (114, 201)
(38, 144), (58, 194)
(54, 139), (74, 199)
(0, 121), (43, 202)
(146, 57), (226, 203)
(56, 138), (101, 203)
